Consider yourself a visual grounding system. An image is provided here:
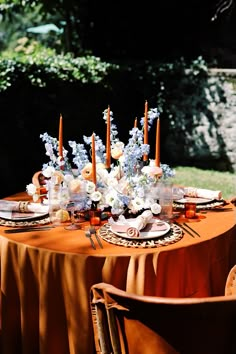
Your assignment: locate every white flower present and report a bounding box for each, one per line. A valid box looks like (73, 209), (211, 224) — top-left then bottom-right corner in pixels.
(96, 167), (109, 183)
(105, 188), (119, 207)
(111, 141), (124, 160)
(26, 183), (37, 195)
(63, 173), (74, 184)
(128, 196), (145, 213)
(86, 181), (96, 194)
(90, 190), (102, 202)
(43, 166), (56, 178)
(151, 203), (162, 215)
(26, 183), (41, 202)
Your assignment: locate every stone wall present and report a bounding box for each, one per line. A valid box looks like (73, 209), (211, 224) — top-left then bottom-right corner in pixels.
(162, 69), (236, 173)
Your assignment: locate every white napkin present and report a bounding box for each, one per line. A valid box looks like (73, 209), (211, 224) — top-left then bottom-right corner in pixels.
(109, 210), (168, 237)
(0, 200), (49, 214)
(184, 187), (222, 200)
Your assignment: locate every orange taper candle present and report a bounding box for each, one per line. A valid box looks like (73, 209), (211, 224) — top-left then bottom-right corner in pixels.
(105, 105), (111, 169)
(143, 100), (148, 161)
(92, 133), (97, 185)
(59, 114), (63, 157)
(134, 117), (137, 128)
(58, 114), (64, 169)
(155, 117), (160, 167)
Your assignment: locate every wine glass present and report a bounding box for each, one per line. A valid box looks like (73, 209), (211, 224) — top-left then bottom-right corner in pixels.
(64, 179), (87, 230)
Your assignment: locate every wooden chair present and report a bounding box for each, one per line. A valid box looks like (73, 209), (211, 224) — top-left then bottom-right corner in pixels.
(90, 282), (236, 354)
(225, 264), (236, 296)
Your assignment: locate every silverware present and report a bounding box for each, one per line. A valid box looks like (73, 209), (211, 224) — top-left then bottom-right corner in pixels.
(174, 221), (195, 238)
(201, 207), (233, 213)
(85, 230), (96, 249)
(183, 222), (201, 237)
(90, 227), (103, 248)
(4, 226), (53, 234)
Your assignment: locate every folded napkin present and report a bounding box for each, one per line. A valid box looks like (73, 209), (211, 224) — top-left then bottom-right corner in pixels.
(109, 210), (168, 237)
(184, 187), (222, 200)
(0, 200), (49, 216)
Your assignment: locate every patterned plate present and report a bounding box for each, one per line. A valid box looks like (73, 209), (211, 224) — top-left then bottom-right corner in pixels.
(173, 199), (225, 210)
(98, 223), (183, 248)
(0, 216), (50, 227)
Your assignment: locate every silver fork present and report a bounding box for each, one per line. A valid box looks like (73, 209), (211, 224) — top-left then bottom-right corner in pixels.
(85, 230), (96, 249)
(90, 227), (103, 248)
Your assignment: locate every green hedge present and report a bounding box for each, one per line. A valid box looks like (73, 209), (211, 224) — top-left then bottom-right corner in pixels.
(0, 45), (119, 91)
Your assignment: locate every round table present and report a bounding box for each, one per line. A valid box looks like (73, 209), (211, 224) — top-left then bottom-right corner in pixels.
(0, 192), (235, 354)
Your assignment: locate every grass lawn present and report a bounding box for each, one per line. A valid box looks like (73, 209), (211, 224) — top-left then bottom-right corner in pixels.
(171, 166), (236, 200)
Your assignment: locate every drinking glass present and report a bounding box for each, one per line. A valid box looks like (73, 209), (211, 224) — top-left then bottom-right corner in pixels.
(89, 209), (101, 226)
(185, 202), (196, 219)
(158, 180), (173, 221)
(64, 179), (87, 230)
(48, 181), (69, 226)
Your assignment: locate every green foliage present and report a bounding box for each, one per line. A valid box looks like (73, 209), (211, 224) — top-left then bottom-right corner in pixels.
(0, 0), (87, 55)
(172, 166), (235, 200)
(0, 40), (119, 91)
(124, 56), (225, 119)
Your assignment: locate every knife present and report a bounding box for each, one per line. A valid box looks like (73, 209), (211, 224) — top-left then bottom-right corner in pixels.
(174, 221), (195, 238)
(183, 222), (201, 237)
(4, 226), (53, 233)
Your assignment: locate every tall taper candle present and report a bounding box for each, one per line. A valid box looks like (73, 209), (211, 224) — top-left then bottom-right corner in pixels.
(58, 114), (64, 169)
(59, 114), (63, 157)
(143, 100), (148, 161)
(92, 133), (97, 185)
(105, 105), (111, 169)
(134, 117), (137, 128)
(155, 117), (160, 167)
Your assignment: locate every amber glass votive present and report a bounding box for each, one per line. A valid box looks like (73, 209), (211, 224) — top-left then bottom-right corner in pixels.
(89, 209), (101, 226)
(184, 202), (196, 219)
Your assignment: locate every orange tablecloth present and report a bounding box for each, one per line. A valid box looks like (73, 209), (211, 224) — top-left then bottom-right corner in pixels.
(0, 192), (235, 354)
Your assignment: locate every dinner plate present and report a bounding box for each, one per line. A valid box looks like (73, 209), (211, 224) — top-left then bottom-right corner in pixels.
(174, 197), (215, 204)
(0, 210), (49, 222)
(110, 220), (171, 240)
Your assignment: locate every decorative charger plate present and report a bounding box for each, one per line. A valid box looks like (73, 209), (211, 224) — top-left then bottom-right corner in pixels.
(0, 210), (49, 222)
(0, 217), (50, 227)
(98, 223), (183, 248)
(173, 198), (225, 210)
(110, 220), (171, 240)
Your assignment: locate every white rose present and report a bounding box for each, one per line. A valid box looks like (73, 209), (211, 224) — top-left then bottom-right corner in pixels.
(26, 183), (37, 195)
(151, 203), (162, 215)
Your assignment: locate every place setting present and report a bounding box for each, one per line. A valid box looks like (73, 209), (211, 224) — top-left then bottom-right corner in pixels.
(98, 209), (183, 248)
(173, 186), (226, 211)
(0, 199), (50, 229)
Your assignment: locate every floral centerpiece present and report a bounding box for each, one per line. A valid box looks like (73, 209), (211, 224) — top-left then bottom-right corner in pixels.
(26, 106), (175, 216)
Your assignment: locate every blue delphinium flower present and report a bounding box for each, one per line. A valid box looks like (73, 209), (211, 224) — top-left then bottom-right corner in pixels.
(68, 140), (89, 173)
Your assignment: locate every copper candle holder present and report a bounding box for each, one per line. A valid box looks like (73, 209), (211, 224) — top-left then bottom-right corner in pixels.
(184, 202), (196, 219)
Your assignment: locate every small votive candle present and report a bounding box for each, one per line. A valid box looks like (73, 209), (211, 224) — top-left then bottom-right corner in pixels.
(185, 202), (196, 219)
(89, 209), (101, 226)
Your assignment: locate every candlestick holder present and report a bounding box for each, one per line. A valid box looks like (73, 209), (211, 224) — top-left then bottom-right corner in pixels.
(89, 209), (101, 226)
(184, 202), (196, 219)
